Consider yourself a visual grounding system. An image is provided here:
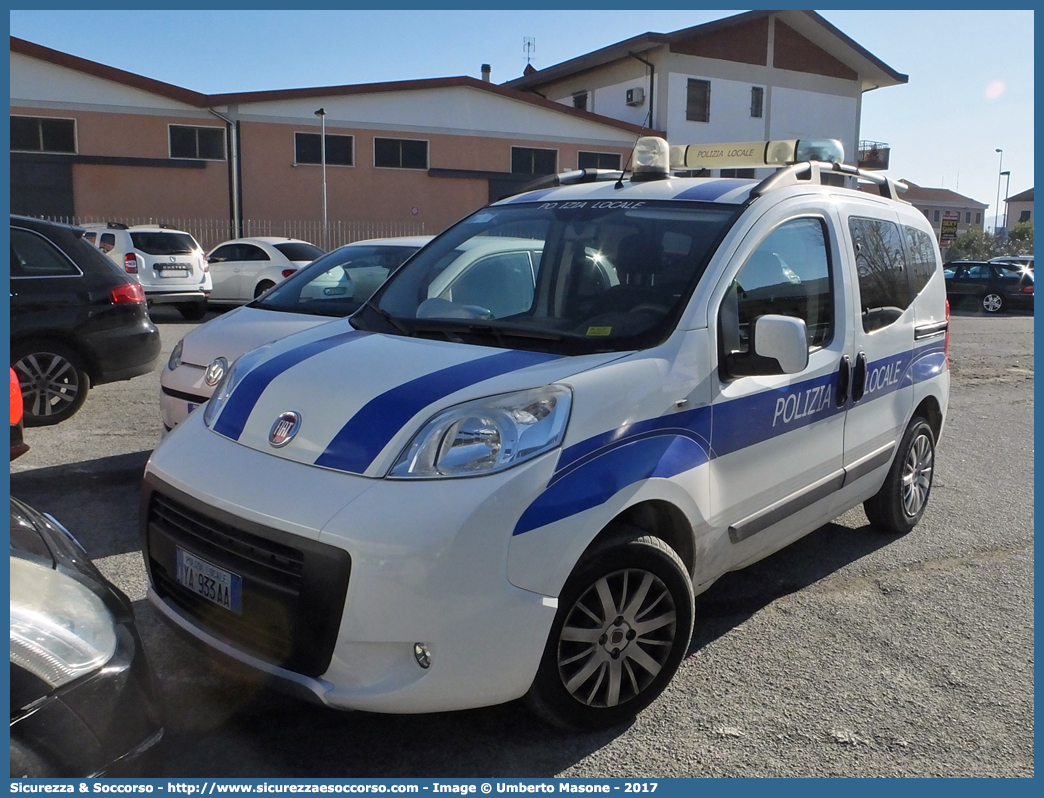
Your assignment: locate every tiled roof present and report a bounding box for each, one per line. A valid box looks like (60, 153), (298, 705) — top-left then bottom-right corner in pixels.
(859, 180), (987, 208)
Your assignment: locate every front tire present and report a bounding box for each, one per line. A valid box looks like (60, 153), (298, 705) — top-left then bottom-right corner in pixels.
(525, 532), (694, 729)
(864, 417), (936, 534)
(981, 292), (1005, 313)
(12, 342), (90, 426)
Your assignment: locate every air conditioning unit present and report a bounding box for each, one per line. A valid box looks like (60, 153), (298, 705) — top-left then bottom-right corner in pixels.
(625, 87), (645, 107)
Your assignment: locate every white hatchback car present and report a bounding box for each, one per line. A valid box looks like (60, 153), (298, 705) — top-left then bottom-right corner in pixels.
(83, 223), (212, 320)
(160, 236), (431, 430)
(143, 137), (950, 729)
(206, 238), (325, 305)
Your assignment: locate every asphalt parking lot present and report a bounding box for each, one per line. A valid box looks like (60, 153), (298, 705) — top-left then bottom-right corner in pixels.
(10, 305), (1034, 778)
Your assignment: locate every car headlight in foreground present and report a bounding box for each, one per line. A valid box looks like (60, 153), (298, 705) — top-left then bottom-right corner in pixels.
(10, 558), (117, 689)
(203, 345), (272, 428)
(390, 385), (572, 478)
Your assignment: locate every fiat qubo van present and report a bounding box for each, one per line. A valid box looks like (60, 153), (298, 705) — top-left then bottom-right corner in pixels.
(141, 137), (949, 729)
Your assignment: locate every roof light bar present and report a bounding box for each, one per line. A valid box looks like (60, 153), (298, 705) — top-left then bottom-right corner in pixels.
(669, 138), (845, 170)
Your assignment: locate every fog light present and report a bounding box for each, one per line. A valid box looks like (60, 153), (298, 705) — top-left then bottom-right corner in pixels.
(413, 643), (432, 669)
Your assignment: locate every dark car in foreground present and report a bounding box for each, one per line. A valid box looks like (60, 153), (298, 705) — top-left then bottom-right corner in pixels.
(10, 215), (162, 425)
(943, 260), (1034, 313)
(10, 497), (164, 777)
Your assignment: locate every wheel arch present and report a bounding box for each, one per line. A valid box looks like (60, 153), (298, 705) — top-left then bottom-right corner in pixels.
(581, 499), (696, 578)
(913, 394), (944, 443)
(11, 332), (99, 382)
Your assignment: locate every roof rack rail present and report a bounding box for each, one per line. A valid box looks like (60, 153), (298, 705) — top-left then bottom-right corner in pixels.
(106, 222), (129, 229)
(512, 168), (626, 197)
(749, 161), (907, 202)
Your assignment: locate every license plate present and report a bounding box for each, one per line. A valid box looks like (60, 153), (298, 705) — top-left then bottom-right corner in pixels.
(158, 270), (189, 278)
(176, 547), (242, 614)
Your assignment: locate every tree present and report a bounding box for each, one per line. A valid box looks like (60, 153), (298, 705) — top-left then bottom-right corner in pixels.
(1005, 221), (1034, 255)
(943, 228), (998, 262)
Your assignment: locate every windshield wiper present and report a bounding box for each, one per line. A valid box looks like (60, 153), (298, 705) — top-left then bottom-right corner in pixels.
(410, 320), (564, 344)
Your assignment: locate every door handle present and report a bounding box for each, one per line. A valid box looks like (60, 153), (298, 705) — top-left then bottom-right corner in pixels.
(836, 355), (851, 407)
(851, 352), (868, 402)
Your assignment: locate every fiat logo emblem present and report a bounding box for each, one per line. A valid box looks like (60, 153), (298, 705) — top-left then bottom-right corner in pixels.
(269, 411), (302, 447)
(204, 357), (228, 387)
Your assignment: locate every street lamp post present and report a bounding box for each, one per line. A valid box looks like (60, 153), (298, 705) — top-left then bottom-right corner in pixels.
(993, 148), (1003, 235)
(315, 108), (328, 250)
(1000, 170), (1011, 235)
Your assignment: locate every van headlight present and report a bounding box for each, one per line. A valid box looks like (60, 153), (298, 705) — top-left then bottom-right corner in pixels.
(203, 345), (272, 428)
(9, 558), (117, 689)
(390, 386), (572, 478)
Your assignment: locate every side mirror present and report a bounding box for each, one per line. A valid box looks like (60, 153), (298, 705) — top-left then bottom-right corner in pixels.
(723, 314), (808, 378)
(753, 315), (809, 374)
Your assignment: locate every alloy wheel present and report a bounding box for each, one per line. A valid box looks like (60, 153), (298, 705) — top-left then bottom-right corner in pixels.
(901, 432), (934, 517)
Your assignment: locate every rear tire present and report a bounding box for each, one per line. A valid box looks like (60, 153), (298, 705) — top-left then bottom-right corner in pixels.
(864, 417), (936, 534)
(178, 301), (208, 321)
(254, 280), (275, 298)
(981, 292), (1005, 313)
(525, 531), (694, 729)
(12, 342), (90, 426)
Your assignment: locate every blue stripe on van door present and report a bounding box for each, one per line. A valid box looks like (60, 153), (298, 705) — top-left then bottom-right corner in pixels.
(213, 329), (369, 441)
(314, 349), (561, 474)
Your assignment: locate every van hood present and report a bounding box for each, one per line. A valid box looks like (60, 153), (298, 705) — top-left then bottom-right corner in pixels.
(180, 305), (337, 368)
(206, 320), (626, 477)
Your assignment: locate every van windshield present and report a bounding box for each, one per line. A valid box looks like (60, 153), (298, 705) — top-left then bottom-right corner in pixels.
(355, 201), (740, 354)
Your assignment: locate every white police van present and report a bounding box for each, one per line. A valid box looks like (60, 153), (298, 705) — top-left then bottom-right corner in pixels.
(141, 136), (949, 729)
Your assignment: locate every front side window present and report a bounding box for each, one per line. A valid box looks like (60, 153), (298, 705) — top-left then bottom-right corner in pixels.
(295, 132), (353, 166)
(686, 79), (711, 123)
(511, 147), (557, 176)
(848, 216), (910, 333)
(374, 138), (428, 169)
(720, 217), (833, 361)
(11, 116), (76, 153)
(169, 125), (225, 160)
(577, 152), (622, 171)
(10, 228), (81, 277)
(358, 201), (741, 355)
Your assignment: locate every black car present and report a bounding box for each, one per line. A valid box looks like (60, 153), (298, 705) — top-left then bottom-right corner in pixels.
(10, 497), (164, 777)
(10, 215), (162, 425)
(943, 260), (1034, 314)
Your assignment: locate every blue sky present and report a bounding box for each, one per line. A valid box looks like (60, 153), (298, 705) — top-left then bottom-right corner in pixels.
(9, 9), (1035, 227)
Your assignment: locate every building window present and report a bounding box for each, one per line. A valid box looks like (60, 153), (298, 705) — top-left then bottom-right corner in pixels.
(511, 146), (557, 175)
(577, 151), (621, 170)
(1019, 210), (1030, 223)
(169, 125), (225, 160)
(933, 210), (940, 223)
(686, 78), (711, 123)
(10, 116), (76, 153)
(295, 132), (353, 166)
(572, 92), (588, 111)
(976, 212), (982, 224)
(720, 168), (756, 178)
(965, 212), (971, 224)
(374, 137), (428, 169)
(750, 86), (764, 119)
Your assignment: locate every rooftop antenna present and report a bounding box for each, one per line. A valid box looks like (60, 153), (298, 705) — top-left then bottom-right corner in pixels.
(523, 37), (536, 66)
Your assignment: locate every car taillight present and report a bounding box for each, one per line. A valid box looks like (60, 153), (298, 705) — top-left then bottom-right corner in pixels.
(1021, 284), (1033, 293)
(201, 253), (210, 273)
(944, 299), (950, 368)
(281, 268), (296, 279)
(124, 253), (139, 274)
(110, 283), (146, 304)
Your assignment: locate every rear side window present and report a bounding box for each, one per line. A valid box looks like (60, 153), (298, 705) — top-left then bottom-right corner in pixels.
(274, 243), (324, 262)
(130, 232), (198, 255)
(848, 217), (910, 333)
(903, 226), (939, 296)
(10, 228), (81, 277)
